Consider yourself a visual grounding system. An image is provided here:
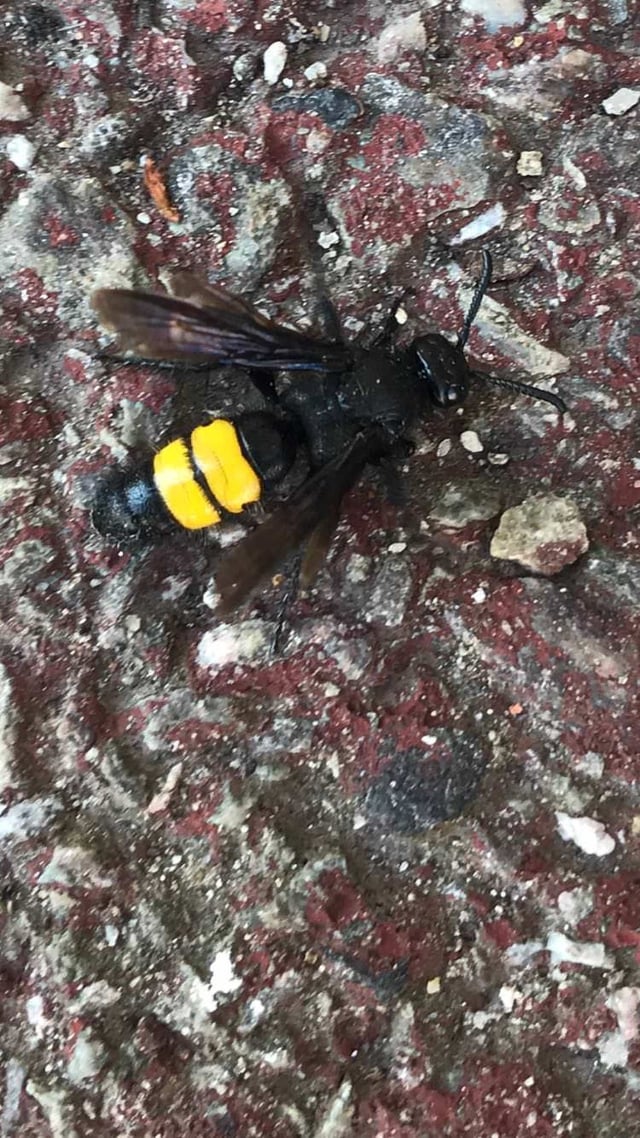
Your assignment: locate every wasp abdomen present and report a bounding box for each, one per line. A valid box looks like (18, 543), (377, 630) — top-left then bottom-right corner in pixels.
(154, 419), (261, 530)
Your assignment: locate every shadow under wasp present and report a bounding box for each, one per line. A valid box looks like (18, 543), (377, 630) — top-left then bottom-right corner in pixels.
(91, 251), (566, 622)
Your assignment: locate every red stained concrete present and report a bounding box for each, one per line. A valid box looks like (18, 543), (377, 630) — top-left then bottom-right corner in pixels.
(1, 1), (639, 1135)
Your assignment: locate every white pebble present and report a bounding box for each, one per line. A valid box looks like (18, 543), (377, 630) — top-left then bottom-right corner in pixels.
(0, 81), (29, 122)
(556, 811), (615, 857)
(608, 987), (640, 1042)
(436, 438), (452, 458)
(499, 985), (520, 1012)
(197, 621), (269, 668)
(460, 430), (483, 453)
(208, 949), (243, 1007)
(263, 41), (288, 85)
(472, 586), (487, 603)
(546, 931), (613, 969)
(388, 541), (407, 554)
(451, 202), (505, 245)
(602, 87), (640, 116)
(517, 150), (543, 177)
(318, 230), (339, 249)
(304, 61), (327, 82)
(488, 452), (509, 465)
(377, 12), (426, 64)
(5, 134), (36, 170)
(557, 887), (593, 925)
(460, 0), (526, 29)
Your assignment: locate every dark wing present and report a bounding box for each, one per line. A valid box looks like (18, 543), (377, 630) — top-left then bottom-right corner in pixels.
(92, 275), (350, 372)
(168, 271), (280, 327)
(215, 429), (385, 614)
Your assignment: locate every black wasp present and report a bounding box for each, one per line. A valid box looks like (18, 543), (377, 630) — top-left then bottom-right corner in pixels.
(92, 252), (566, 613)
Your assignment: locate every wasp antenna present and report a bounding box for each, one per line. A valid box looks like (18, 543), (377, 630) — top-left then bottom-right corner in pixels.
(458, 249), (493, 350)
(471, 370), (567, 414)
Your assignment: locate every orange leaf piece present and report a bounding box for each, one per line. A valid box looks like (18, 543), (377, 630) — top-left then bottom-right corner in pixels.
(143, 156), (180, 222)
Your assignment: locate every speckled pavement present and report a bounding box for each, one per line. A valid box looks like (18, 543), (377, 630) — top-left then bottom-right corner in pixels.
(1, 2), (640, 1135)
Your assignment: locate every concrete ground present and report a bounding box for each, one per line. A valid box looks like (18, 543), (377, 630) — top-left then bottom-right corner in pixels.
(1, 1), (639, 1134)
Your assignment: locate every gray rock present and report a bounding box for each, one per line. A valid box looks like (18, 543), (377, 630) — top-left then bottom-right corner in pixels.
(429, 481), (503, 529)
(491, 495), (588, 574)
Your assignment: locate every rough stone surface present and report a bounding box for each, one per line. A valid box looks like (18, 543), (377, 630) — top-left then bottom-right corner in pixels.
(490, 494), (589, 574)
(2, 1), (640, 1136)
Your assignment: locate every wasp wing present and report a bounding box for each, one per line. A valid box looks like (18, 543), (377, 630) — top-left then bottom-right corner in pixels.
(92, 277), (350, 372)
(168, 271), (279, 328)
(215, 430), (385, 614)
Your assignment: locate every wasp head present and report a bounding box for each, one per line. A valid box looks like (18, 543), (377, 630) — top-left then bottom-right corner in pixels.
(412, 333), (471, 408)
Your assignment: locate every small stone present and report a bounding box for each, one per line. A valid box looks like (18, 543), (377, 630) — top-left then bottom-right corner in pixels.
(557, 887), (594, 925)
(233, 53), (256, 82)
(460, 0), (526, 30)
(602, 87), (640, 116)
(197, 621), (271, 669)
(377, 12), (426, 64)
(546, 932), (613, 970)
(490, 495), (588, 575)
(430, 481), (502, 529)
(556, 812), (615, 857)
(68, 1030), (106, 1084)
(147, 762), (184, 815)
(318, 230), (340, 249)
(304, 61), (327, 82)
(388, 541), (407, 554)
(563, 156), (587, 189)
(426, 977), (441, 994)
(0, 81), (30, 122)
(208, 949), (243, 1008)
(460, 430), (484, 453)
(451, 202), (506, 245)
(263, 42), (287, 85)
(499, 985), (520, 1012)
(488, 452), (509, 465)
(436, 438), (452, 458)
(5, 134), (36, 170)
(517, 150), (544, 177)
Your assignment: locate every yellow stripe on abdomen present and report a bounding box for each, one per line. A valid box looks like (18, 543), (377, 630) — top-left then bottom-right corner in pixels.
(191, 420), (261, 514)
(153, 438), (221, 529)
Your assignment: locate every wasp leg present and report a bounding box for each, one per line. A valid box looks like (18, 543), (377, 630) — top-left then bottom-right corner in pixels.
(271, 551), (303, 656)
(317, 296), (344, 343)
(377, 458), (406, 507)
(377, 439), (415, 506)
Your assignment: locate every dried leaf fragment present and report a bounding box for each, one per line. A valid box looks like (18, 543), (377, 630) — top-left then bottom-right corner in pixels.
(143, 156), (180, 222)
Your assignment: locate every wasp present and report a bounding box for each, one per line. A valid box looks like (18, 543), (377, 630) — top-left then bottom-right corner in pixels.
(91, 252), (566, 614)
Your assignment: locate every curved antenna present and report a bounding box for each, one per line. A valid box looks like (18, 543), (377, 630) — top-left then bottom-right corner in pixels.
(471, 370), (567, 414)
(458, 249), (493, 349)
